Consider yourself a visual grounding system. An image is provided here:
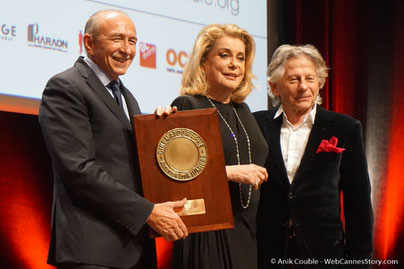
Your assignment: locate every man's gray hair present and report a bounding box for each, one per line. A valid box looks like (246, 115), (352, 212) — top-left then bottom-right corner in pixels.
(267, 44), (328, 106)
(84, 9), (127, 36)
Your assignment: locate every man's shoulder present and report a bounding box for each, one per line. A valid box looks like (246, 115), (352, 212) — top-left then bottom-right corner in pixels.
(47, 60), (79, 81)
(317, 106), (361, 128)
(48, 57), (88, 81)
(42, 58), (93, 101)
(253, 107), (277, 121)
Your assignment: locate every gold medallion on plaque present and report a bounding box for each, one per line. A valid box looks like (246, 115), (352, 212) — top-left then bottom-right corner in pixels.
(156, 128), (208, 181)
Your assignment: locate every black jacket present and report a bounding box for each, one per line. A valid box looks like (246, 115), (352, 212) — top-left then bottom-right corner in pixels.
(39, 57), (154, 268)
(254, 106), (373, 269)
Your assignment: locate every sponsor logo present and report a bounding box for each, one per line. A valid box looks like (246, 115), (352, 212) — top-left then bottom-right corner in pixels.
(0, 24), (16, 41)
(27, 24), (68, 52)
(139, 42), (157, 69)
(166, 49), (188, 74)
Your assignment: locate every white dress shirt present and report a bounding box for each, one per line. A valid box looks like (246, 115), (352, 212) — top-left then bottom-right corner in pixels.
(274, 104), (317, 183)
(83, 56), (130, 119)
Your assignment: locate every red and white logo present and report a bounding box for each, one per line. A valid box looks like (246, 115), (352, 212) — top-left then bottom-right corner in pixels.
(139, 42), (157, 69)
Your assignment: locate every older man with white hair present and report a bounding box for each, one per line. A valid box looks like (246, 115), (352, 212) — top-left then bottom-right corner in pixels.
(254, 44), (373, 269)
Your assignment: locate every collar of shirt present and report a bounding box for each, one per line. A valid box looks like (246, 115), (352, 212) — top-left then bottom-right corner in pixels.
(83, 56), (118, 87)
(274, 104), (317, 129)
(275, 104), (317, 183)
(83, 56), (129, 119)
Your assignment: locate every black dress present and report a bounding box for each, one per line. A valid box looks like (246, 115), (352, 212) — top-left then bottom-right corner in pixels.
(171, 95), (269, 269)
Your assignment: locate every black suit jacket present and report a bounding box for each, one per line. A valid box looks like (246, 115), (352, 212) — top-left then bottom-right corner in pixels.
(254, 106), (373, 269)
(39, 57), (154, 268)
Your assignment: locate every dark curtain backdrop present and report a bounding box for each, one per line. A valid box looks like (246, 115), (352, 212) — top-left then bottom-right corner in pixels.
(1, 1), (403, 268)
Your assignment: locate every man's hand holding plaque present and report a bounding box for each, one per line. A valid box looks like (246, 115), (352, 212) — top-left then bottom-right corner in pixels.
(146, 198), (188, 241)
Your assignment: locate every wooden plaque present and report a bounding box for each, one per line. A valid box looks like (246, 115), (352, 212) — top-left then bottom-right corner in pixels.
(133, 108), (234, 234)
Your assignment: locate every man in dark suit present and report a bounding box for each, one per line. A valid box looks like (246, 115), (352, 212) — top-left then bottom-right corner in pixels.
(39, 10), (188, 269)
(254, 44), (373, 268)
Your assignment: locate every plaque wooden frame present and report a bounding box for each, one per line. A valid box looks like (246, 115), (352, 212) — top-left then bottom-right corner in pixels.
(133, 108), (234, 234)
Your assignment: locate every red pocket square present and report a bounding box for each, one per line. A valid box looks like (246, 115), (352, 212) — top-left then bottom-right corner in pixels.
(316, 136), (346, 153)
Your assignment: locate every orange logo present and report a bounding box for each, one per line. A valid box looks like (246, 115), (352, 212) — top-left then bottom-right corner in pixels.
(166, 49), (188, 74)
(139, 42), (157, 69)
(166, 49), (188, 68)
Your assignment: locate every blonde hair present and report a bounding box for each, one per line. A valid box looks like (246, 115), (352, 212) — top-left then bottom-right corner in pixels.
(267, 44), (329, 106)
(180, 24), (256, 103)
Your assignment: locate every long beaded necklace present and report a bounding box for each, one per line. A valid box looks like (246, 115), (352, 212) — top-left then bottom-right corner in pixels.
(206, 97), (252, 209)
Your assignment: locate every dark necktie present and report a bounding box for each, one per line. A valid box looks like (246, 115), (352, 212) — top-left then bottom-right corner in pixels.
(107, 80), (124, 110)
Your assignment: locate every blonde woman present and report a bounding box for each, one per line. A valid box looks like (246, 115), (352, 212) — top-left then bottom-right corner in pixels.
(171, 24), (268, 269)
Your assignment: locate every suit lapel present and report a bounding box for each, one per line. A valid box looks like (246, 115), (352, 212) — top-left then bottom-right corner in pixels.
(293, 106), (330, 182)
(264, 111), (290, 188)
(75, 58), (132, 130)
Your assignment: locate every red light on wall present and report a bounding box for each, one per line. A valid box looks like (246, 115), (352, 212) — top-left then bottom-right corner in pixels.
(378, 12), (404, 259)
(155, 237), (173, 269)
(379, 121), (404, 260)
(0, 112), (54, 268)
(1, 193), (53, 268)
